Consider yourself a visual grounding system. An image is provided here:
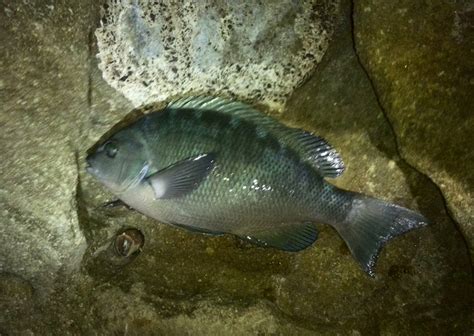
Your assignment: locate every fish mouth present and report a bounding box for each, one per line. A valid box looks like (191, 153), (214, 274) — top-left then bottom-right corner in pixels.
(85, 157), (97, 175)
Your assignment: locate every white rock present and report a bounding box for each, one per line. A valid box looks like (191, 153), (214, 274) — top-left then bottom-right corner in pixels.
(96, 0), (340, 111)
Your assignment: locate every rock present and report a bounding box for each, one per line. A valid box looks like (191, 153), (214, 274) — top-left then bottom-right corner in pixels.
(279, 1), (472, 333)
(1, 0), (472, 335)
(86, 285), (315, 335)
(0, 274), (35, 335)
(353, 1), (474, 257)
(95, 0), (341, 111)
(0, 0), (92, 290)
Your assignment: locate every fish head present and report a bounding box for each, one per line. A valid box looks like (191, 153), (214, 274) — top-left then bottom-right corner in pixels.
(86, 128), (149, 194)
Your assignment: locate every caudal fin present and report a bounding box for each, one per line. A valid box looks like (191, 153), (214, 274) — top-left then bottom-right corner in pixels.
(334, 194), (429, 276)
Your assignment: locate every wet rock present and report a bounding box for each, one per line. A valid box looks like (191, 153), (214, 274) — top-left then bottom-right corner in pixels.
(353, 0), (474, 257)
(95, 0), (341, 111)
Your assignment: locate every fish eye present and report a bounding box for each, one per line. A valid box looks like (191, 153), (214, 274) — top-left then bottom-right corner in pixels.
(104, 141), (118, 158)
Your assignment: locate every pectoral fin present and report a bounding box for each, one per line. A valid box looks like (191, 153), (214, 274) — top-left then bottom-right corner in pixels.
(241, 223), (318, 252)
(146, 153), (216, 199)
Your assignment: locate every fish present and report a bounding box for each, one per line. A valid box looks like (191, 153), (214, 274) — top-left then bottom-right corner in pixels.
(86, 96), (429, 276)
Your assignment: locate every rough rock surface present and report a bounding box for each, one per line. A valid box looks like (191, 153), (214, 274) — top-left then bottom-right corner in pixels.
(0, 0), (472, 335)
(95, 0), (340, 111)
(0, 0), (91, 290)
(353, 0), (474, 257)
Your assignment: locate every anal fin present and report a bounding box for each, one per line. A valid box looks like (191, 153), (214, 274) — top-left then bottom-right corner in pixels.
(241, 223), (318, 252)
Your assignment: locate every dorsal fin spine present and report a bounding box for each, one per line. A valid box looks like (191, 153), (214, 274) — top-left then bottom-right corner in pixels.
(167, 96), (345, 178)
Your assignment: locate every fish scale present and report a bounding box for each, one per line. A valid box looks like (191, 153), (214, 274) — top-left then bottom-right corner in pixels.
(87, 96), (429, 276)
(142, 108), (314, 231)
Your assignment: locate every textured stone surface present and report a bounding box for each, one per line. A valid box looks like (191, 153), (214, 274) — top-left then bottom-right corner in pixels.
(353, 0), (474, 257)
(1, 0), (472, 335)
(95, 0), (341, 111)
(0, 0), (91, 289)
(280, 3), (472, 332)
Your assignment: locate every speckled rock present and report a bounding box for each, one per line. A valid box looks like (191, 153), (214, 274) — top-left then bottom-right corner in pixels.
(353, 0), (474, 257)
(95, 0), (341, 111)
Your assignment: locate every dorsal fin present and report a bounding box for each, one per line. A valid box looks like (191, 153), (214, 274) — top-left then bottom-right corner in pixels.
(280, 129), (345, 178)
(167, 96), (345, 178)
(167, 96), (275, 127)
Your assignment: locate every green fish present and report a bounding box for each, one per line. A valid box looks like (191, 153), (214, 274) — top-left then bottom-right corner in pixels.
(86, 96), (429, 276)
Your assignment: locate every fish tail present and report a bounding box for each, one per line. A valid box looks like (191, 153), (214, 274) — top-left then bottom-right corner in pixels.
(332, 193), (429, 276)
